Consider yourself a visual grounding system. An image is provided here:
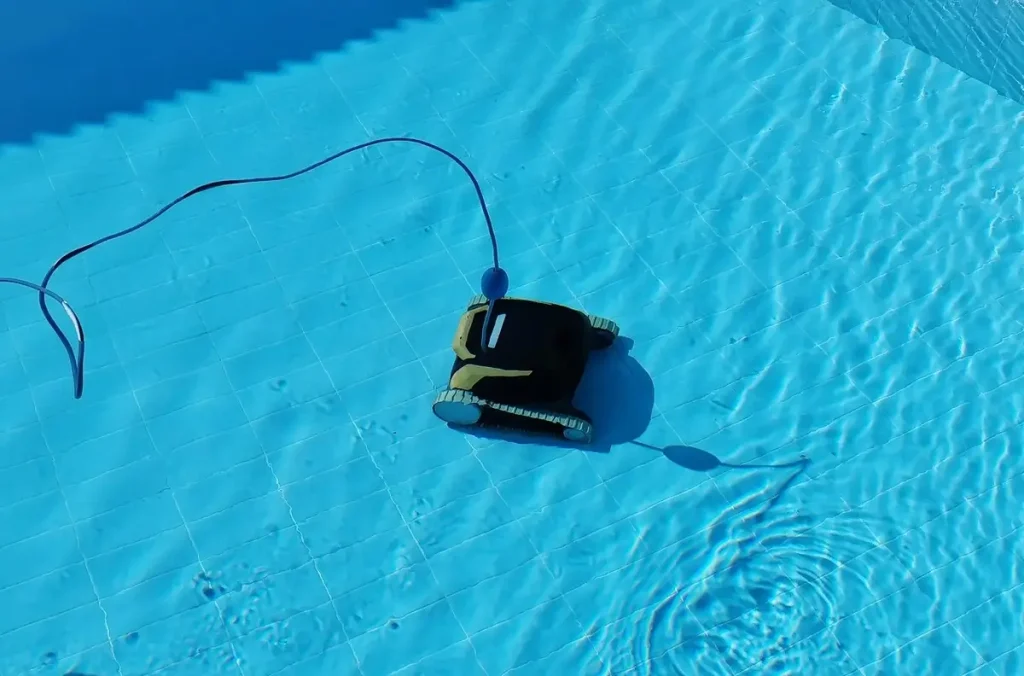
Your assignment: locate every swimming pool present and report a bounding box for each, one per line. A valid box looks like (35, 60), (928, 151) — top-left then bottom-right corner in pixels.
(1, 0), (1023, 672)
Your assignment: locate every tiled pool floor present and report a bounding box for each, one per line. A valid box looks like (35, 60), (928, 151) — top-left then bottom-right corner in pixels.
(2, 0), (1024, 674)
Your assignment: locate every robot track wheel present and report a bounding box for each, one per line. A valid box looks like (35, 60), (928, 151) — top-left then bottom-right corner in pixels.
(588, 315), (619, 349)
(433, 388), (594, 443)
(432, 389), (484, 426)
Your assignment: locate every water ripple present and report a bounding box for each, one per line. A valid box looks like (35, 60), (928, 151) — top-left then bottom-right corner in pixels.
(598, 457), (885, 672)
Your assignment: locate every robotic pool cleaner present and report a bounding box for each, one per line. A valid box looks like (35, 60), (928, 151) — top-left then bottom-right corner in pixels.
(6, 136), (620, 444)
(432, 292), (619, 444)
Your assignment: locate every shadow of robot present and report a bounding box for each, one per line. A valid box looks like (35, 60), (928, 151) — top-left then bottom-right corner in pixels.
(462, 336), (655, 453)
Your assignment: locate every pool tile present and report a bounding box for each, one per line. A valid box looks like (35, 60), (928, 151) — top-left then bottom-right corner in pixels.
(0, 603), (111, 675)
(955, 588), (1024, 662)
(205, 525), (313, 586)
(316, 523), (424, 596)
(524, 483), (634, 553)
(0, 562), (97, 635)
(350, 599), (466, 675)
(389, 455), (494, 522)
(232, 602), (346, 675)
(236, 362), (337, 421)
(496, 452), (603, 519)
(915, 534), (1024, 623)
(163, 425), (265, 489)
(409, 487), (514, 559)
(188, 491), (295, 560)
(175, 458), (279, 522)
(75, 492), (180, 559)
(831, 580), (935, 669)
(221, 563), (333, 641)
(298, 490), (402, 559)
(274, 644), (360, 676)
(429, 521), (537, 595)
(471, 597), (585, 675)
(506, 638), (606, 675)
(860, 623), (985, 676)
(0, 525), (80, 591)
(336, 560), (445, 639)
(89, 525), (198, 599)
(62, 456), (169, 523)
(543, 517), (647, 593)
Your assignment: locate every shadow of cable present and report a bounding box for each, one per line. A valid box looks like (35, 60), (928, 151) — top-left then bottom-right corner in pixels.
(637, 441), (812, 519)
(462, 336), (812, 485)
(633, 441), (809, 474)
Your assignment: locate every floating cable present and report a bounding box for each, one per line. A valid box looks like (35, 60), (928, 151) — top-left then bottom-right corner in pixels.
(15, 137), (505, 399)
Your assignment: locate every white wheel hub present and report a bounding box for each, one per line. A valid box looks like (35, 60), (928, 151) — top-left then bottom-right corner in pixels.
(434, 400), (482, 426)
(563, 426), (589, 442)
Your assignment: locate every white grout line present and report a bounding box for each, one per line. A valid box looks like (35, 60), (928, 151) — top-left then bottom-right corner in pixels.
(114, 129), (252, 676)
(114, 97), (373, 676)
(305, 68), (504, 676)
(373, 39), (621, 674)
(41, 461), (125, 675)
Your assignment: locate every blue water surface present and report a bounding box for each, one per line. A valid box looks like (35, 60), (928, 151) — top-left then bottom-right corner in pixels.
(2, 0), (1024, 673)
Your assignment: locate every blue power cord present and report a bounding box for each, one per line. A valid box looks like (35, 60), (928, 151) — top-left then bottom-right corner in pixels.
(7, 137), (507, 400)
(0, 277), (86, 385)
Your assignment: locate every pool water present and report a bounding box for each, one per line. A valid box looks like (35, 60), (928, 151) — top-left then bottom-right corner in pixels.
(2, 0), (1024, 673)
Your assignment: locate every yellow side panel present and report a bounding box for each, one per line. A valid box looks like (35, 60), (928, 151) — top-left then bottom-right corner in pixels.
(451, 365), (532, 390)
(452, 306), (487, 360)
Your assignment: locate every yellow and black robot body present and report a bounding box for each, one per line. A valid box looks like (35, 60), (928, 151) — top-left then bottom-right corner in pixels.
(432, 294), (620, 444)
